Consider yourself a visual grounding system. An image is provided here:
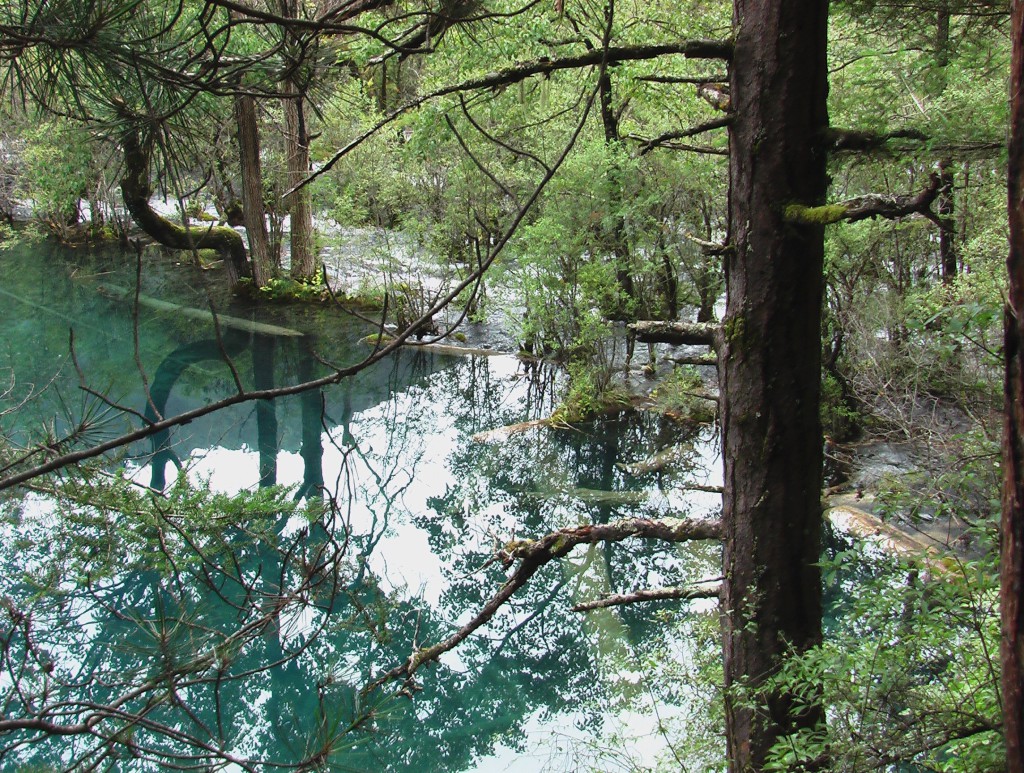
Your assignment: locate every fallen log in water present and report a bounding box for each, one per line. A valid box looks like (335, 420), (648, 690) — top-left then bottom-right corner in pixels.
(523, 486), (649, 506)
(97, 283), (304, 337)
(471, 418), (552, 442)
(617, 444), (692, 475)
(360, 333), (506, 357)
(826, 493), (950, 573)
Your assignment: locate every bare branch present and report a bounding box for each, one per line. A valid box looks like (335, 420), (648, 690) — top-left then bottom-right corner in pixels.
(635, 116), (731, 155)
(635, 74), (729, 84)
(572, 582), (722, 612)
(364, 516), (722, 693)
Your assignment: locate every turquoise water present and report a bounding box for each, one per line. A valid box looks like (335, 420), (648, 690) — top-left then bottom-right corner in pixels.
(0, 240), (722, 770)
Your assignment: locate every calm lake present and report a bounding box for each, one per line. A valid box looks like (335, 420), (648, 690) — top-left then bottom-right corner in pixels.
(0, 239), (724, 770)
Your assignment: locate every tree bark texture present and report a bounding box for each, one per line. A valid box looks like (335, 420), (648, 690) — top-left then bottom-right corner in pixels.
(1003, 1), (1024, 767)
(722, 1), (829, 769)
(235, 93), (275, 288)
(938, 160), (957, 284)
(119, 124), (250, 285)
(284, 80), (317, 281)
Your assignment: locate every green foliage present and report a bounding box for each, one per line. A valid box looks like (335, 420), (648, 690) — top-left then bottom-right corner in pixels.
(820, 371), (861, 440)
(551, 359), (632, 423)
(769, 428), (1003, 771)
(240, 271), (330, 303)
(648, 366), (717, 424)
(19, 120), (99, 227)
(768, 546), (1002, 772)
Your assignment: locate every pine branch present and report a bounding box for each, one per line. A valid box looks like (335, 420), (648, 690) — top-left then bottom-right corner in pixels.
(300, 39), (733, 191)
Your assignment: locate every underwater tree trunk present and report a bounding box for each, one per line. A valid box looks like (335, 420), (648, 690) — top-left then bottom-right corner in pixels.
(720, 0), (829, 769)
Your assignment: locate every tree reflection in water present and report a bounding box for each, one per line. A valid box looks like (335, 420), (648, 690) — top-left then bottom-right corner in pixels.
(0, 248), (721, 769)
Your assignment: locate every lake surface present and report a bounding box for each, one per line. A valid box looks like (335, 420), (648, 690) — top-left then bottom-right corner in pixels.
(0, 240), (723, 770)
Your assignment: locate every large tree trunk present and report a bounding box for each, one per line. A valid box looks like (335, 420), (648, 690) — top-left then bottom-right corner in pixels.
(120, 124), (251, 286)
(721, 1), (829, 769)
(235, 93), (275, 288)
(1002, 0), (1024, 767)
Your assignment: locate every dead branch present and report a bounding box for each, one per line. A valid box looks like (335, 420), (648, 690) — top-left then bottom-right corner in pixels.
(684, 230), (731, 255)
(363, 516), (721, 694)
(635, 116), (731, 155)
(635, 74), (729, 85)
(572, 582), (722, 612)
(697, 82), (730, 111)
(629, 320), (719, 349)
(672, 353), (719, 366)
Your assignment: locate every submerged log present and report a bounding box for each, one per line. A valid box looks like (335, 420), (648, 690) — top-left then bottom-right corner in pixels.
(471, 418), (551, 442)
(97, 283), (304, 337)
(617, 444), (692, 475)
(523, 487), (649, 506)
(827, 493), (948, 572)
(629, 320), (718, 348)
(361, 333), (506, 357)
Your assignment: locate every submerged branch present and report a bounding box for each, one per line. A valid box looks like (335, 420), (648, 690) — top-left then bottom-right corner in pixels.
(572, 582), (722, 611)
(364, 516), (722, 694)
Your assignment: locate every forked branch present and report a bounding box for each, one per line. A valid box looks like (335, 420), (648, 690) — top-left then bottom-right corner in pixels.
(363, 516), (721, 694)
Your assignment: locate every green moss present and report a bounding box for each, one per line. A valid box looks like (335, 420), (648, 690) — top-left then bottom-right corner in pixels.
(723, 314), (746, 349)
(784, 203), (848, 225)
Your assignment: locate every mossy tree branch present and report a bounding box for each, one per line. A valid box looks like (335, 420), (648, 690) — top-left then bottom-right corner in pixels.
(629, 320), (720, 350)
(785, 172), (943, 226)
(120, 122), (251, 285)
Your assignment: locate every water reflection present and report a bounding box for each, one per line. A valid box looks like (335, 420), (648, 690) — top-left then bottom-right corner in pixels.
(0, 242), (722, 770)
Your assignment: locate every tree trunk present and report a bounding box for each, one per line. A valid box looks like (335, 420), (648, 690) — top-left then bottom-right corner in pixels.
(939, 159), (957, 284)
(721, 1), (829, 769)
(119, 124), (251, 286)
(598, 66), (636, 319)
(1002, 1), (1024, 767)
(284, 81), (317, 282)
(235, 93), (275, 288)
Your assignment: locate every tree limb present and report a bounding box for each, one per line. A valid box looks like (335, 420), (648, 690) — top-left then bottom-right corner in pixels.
(635, 116), (731, 155)
(629, 320), (719, 349)
(572, 582), (722, 611)
(827, 127), (928, 152)
(785, 172), (942, 225)
(635, 74), (728, 84)
(363, 516), (721, 694)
